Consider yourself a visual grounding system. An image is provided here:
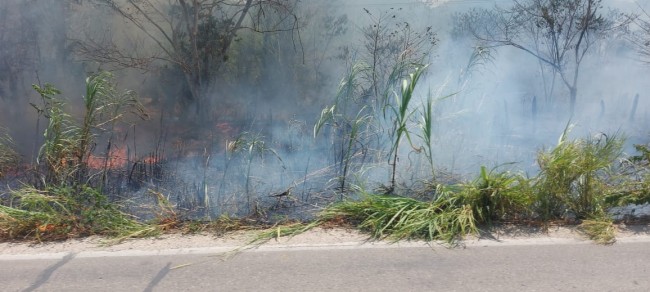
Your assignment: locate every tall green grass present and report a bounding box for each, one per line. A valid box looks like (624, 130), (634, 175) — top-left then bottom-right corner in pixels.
(321, 191), (477, 244)
(386, 65), (427, 191)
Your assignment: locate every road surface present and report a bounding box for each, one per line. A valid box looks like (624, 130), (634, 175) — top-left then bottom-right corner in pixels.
(2, 239), (650, 291)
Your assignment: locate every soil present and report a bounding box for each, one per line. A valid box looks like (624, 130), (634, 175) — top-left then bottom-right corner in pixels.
(1, 224), (650, 256)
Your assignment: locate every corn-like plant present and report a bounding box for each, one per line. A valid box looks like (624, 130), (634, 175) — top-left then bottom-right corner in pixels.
(417, 90), (454, 179)
(32, 72), (146, 186)
(223, 132), (284, 215)
(315, 63), (375, 194)
(80, 72), (146, 184)
(33, 83), (78, 185)
(386, 65), (428, 191)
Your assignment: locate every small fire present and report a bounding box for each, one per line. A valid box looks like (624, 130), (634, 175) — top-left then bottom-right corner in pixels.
(37, 223), (56, 233)
(216, 122), (236, 137)
(86, 145), (164, 170)
(86, 146), (129, 169)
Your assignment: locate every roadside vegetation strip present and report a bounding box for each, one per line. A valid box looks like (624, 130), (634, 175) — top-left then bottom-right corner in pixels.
(2, 68), (650, 247)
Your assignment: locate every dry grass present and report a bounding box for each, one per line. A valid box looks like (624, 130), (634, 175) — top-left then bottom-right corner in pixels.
(579, 218), (617, 244)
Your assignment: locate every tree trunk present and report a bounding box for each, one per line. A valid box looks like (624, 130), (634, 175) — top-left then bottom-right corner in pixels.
(569, 87), (577, 117)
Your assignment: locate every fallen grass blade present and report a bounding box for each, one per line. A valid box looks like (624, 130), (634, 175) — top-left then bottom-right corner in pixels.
(579, 218), (617, 245)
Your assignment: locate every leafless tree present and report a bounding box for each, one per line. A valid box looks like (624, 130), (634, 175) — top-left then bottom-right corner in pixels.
(629, 6), (650, 64)
(457, 0), (624, 115)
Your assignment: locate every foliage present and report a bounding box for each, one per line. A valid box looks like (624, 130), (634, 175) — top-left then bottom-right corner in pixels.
(32, 83), (78, 184)
(314, 63), (375, 192)
(0, 73), (154, 242)
(224, 132), (285, 214)
(415, 92), (447, 179)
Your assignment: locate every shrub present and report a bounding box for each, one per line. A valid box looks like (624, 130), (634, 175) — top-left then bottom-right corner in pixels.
(534, 131), (623, 220)
(459, 166), (533, 224)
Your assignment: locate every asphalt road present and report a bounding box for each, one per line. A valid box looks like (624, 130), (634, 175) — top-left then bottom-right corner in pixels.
(2, 240), (650, 292)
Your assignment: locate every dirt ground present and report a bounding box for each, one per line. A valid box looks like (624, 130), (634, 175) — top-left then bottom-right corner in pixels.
(1, 224), (650, 256)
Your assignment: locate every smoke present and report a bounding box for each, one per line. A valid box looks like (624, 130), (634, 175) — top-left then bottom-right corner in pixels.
(0, 0), (648, 218)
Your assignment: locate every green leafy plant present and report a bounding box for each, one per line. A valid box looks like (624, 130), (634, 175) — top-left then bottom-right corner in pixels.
(535, 128), (623, 220)
(416, 90), (454, 179)
(32, 72), (146, 186)
(386, 65), (427, 191)
(605, 144), (650, 206)
(460, 166), (533, 224)
(32, 83), (78, 184)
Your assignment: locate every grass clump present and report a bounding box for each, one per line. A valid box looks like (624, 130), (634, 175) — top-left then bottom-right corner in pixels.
(320, 191), (477, 244)
(459, 166), (533, 224)
(0, 185), (158, 242)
